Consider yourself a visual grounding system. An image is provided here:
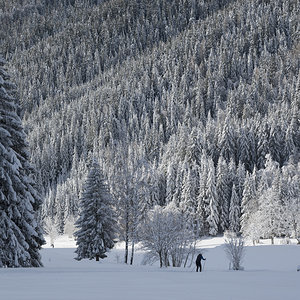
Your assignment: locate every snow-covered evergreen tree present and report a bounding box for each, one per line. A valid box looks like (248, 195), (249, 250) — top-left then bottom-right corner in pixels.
(180, 163), (200, 235)
(229, 184), (241, 233)
(196, 153), (209, 235)
(165, 160), (177, 204)
(74, 159), (116, 261)
(240, 173), (256, 235)
(206, 158), (219, 236)
(216, 156), (231, 232)
(0, 56), (44, 267)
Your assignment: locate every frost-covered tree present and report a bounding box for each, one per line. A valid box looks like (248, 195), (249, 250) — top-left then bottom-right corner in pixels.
(235, 162), (246, 202)
(256, 124), (269, 169)
(285, 195), (300, 243)
(219, 114), (236, 163)
(74, 159), (116, 261)
(257, 175), (284, 244)
(240, 173), (256, 235)
(242, 211), (262, 245)
(43, 216), (59, 247)
(140, 203), (194, 268)
(229, 184), (241, 233)
(165, 160), (177, 204)
(196, 153), (209, 235)
(0, 56), (44, 267)
(224, 236), (245, 270)
(206, 158), (219, 236)
(282, 165), (300, 243)
(216, 156), (231, 232)
(181, 163), (200, 235)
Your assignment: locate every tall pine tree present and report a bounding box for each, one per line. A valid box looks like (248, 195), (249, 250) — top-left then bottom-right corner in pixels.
(74, 159), (116, 261)
(0, 56), (44, 267)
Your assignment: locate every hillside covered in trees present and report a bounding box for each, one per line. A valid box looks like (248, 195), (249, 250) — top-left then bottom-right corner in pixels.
(1, 0), (299, 261)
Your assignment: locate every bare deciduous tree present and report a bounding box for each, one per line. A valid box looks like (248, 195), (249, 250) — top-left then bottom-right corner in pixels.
(224, 235), (245, 270)
(140, 203), (194, 267)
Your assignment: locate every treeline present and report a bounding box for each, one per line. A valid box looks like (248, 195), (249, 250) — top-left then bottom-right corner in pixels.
(0, 0), (299, 250)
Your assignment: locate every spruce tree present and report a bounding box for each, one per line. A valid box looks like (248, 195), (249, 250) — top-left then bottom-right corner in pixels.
(0, 56), (44, 267)
(229, 184), (241, 233)
(206, 158), (219, 236)
(196, 153), (209, 235)
(240, 172), (256, 235)
(74, 159), (116, 261)
(216, 156), (231, 232)
(165, 160), (177, 204)
(181, 163), (199, 235)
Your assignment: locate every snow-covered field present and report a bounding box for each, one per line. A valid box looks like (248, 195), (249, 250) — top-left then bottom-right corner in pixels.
(0, 236), (299, 300)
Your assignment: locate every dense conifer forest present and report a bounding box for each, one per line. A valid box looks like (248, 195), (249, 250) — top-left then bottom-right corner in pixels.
(1, 0), (299, 262)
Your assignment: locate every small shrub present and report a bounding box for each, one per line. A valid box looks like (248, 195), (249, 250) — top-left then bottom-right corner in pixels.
(224, 237), (245, 271)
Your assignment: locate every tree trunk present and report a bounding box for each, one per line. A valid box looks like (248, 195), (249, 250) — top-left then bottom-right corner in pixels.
(186, 241), (196, 268)
(271, 236), (274, 245)
(124, 232), (129, 264)
(96, 255), (99, 261)
(124, 209), (129, 264)
(164, 251), (169, 267)
(159, 251), (163, 268)
(130, 240), (135, 265)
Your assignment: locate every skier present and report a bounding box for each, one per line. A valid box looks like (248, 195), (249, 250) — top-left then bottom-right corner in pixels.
(196, 253), (206, 272)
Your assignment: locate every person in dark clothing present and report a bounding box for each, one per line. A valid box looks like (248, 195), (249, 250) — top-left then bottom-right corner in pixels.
(196, 253), (206, 272)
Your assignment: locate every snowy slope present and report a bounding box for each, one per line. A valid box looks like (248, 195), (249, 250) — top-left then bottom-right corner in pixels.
(0, 236), (299, 300)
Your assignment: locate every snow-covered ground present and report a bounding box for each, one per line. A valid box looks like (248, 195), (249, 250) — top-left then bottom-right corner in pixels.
(0, 236), (299, 300)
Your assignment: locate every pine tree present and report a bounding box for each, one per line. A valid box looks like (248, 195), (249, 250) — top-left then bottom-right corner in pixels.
(216, 156), (231, 232)
(240, 172), (257, 236)
(181, 163), (199, 235)
(283, 124), (296, 163)
(0, 56), (44, 267)
(196, 153), (209, 235)
(238, 127), (251, 171)
(206, 158), (219, 236)
(165, 160), (177, 204)
(74, 159), (116, 261)
(229, 184), (241, 233)
(236, 162), (246, 202)
(256, 123), (269, 169)
(219, 114), (236, 163)
(269, 122), (284, 166)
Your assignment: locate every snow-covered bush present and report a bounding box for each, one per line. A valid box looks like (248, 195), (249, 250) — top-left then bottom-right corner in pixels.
(140, 203), (194, 267)
(224, 237), (245, 270)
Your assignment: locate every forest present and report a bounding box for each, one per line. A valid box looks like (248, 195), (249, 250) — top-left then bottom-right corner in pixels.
(0, 0), (299, 264)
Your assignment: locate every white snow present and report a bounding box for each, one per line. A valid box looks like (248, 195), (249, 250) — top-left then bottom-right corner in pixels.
(0, 236), (299, 300)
